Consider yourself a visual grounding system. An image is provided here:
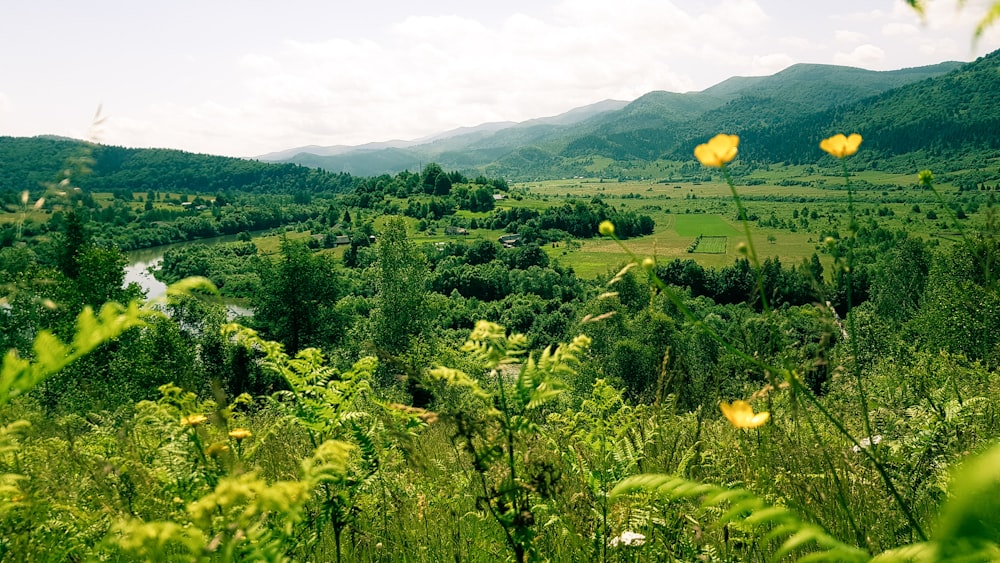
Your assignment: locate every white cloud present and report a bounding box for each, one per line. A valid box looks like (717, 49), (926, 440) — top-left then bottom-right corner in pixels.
(835, 29), (868, 43)
(153, 0), (782, 155)
(833, 44), (887, 68)
(751, 53), (796, 75)
(24, 0), (996, 157)
(882, 22), (919, 37)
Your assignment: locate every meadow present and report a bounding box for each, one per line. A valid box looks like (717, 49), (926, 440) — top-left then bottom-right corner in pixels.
(472, 166), (979, 279)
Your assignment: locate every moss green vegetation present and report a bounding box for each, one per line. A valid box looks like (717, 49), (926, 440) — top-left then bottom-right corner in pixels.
(2, 125), (1000, 561)
(4, 27), (1000, 557)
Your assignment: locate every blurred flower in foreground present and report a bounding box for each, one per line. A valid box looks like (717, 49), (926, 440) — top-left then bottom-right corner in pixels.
(181, 414), (208, 427)
(694, 134), (739, 167)
(719, 400), (770, 429)
(228, 428), (252, 441)
(609, 530), (646, 547)
(919, 169), (934, 188)
(599, 220), (615, 236)
(820, 133), (862, 158)
(852, 434), (882, 453)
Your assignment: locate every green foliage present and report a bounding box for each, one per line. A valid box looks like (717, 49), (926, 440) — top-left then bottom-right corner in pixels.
(0, 299), (148, 406)
(427, 321), (590, 562)
(370, 216), (431, 364)
(612, 473), (870, 561)
(253, 237), (342, 355)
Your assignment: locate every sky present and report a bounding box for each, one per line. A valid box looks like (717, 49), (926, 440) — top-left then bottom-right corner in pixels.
(2, 0), (999, 158)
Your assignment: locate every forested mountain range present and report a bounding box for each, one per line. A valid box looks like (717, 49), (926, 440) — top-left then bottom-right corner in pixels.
(263, 57), (987, 178)
(3, 53), (995, 195)
(0, 136), (357, 199)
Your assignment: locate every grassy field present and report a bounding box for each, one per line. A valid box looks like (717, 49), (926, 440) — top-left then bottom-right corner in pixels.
(693, 235), (728, 253)
(673, 214), (740, 237)
(351, 168), (989, 280)
(511, 170), (991, 279)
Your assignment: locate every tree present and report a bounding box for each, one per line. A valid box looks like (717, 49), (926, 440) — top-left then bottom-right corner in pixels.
(808, 253), (824, 285)
(869, 237), (930, 325)
(57, 210), (88, 280)
(253, 237), (341, 355)
(421, 163), (444, 194)
(370, 217), (429, 357)
(433, 173), (452, 196)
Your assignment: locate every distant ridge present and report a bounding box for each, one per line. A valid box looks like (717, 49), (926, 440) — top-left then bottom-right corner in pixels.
(265, 58), (969, 178)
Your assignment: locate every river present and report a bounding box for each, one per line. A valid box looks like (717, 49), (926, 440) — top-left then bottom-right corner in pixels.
(123, 233), (253, 317)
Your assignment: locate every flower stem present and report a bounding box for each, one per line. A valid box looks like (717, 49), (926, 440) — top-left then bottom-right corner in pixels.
(722, 164), (770, 313)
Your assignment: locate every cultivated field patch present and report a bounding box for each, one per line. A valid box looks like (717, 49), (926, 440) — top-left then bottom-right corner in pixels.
(692, 235), (728, 254)
(673, 214), (740, 237)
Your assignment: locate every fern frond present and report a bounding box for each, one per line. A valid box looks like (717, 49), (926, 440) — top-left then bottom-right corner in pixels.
(427, 366), (494, 403)
(0, 300), (146, 406)
(611, 474), (870, 562)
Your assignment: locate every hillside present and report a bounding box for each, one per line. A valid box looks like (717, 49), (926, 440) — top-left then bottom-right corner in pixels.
(734, 50), (1000, 166)
(0, 136), (358, 197)
(277, 59), (967, 178)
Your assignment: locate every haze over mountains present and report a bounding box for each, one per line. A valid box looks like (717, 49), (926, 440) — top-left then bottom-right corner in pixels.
(253, 56), (995, 179)
(5, 51), (999, 190)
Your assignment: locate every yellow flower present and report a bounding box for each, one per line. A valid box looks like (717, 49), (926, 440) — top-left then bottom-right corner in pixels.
(599, 220), (615, 236)
(819, 133), (862, 158)
(694, 134), (739, 167)
(719, 400), (770, 429)
(228, 428), (252, 441)
(181, 413), (208, 427)
(919, 169), (934, 187)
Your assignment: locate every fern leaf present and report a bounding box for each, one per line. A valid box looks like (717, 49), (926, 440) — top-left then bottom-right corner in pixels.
(612, 474), (870, 562)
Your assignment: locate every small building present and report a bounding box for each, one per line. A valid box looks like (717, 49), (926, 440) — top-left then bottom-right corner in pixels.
(445, 226), (469, 235)
(492, 193), (506, 201)
(334, 235), (351, 246)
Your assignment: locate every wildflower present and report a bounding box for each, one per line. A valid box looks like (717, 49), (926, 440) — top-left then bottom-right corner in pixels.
(819, 133), (862, 158)
(919, 169), (934, 187)
(719, 400), (770, 429)
(694, 134), (739, 167)
(33, 197), (45, 210)
(599, 220), (615, 236)
(609, 531), (646, 547)
(852, 434), (882, 453)
(642, 257), (655, 269)
(228, 428), (252, 441)
(181, 413), (208, 427)
(204, 442), (228, 457)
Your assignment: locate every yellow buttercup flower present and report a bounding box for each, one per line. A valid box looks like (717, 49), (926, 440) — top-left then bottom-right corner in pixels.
(694, 134), (739, 167)
(719, 400), (770, 429)
(228, 428), (252, 441)
(181, 413), (208, 427)
(819, 133), (862, 158)
(598, 221), (615, 236)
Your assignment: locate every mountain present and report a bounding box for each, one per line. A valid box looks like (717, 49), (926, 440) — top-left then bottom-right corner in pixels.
(730, 51), (1000, 167)
(256, 139), (421, 161)
(0, 136), (358, 196)
(276, 58), (968, 179)
(546, 60), (967, 163)
(267, 99), (629, 176)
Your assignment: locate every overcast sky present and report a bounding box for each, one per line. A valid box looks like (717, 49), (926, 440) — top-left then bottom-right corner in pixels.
(2, 0), (998, 157)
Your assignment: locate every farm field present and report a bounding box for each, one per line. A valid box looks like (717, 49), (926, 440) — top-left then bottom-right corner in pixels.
(507, 171), (990, 279)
